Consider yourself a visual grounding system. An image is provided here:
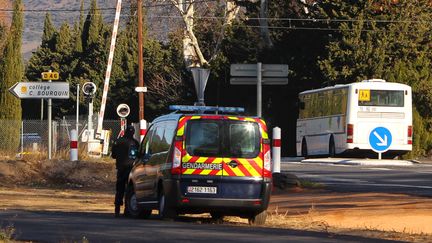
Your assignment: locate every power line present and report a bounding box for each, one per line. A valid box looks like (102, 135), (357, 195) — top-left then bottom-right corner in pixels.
(3, 7), (430, 25)
(0, 0), (218, 12)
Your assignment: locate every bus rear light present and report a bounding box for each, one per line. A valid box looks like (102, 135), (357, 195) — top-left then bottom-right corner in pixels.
(408, 126), (413, 145)
(347, 124), (354, 143)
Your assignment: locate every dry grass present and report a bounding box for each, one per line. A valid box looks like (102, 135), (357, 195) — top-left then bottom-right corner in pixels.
(10, 145), (113, 163)
(260, 207), (432, 243)
(0, 224), (15, 242)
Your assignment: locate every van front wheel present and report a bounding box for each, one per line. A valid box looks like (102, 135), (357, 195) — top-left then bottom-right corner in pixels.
(126, 186), (151, 219)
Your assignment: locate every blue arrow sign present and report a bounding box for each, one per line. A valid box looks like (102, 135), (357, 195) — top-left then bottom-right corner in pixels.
(369, 127), (392, 153)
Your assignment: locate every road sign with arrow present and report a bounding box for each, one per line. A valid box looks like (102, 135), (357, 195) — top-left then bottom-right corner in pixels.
(9, 82), (69, 99)
(369, 126), (392, 155)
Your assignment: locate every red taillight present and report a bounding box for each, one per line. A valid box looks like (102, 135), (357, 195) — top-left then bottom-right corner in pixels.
(171, 140), (183, 175)
(181, 198), (189, 203)
(263, 143), (272, 178)
(408, 125), (413, 145)
(347, 124), (353, 143)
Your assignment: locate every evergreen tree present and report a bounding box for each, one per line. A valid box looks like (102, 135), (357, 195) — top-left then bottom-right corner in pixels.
(82, 0), (103, 50)
(55, 22), (72, 55)
(0, 0), (23, 150)
(73, 22), (83, 53)
(72, 0), (84, 53)
(41, 13), (56, 50)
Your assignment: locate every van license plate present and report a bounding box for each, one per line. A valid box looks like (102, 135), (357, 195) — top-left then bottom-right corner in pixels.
(187, 186), (217, 194)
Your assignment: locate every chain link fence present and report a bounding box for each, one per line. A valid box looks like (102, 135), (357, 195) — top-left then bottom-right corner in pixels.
(0, 119), (124, 159)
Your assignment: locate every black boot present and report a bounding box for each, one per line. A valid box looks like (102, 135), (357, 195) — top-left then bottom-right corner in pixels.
(115, 205), (120, 218)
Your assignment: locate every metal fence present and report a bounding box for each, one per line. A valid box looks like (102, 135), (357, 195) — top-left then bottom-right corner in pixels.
(0, 119), (124, 159)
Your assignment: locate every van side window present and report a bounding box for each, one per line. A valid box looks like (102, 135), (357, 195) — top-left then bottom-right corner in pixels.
(140, 125), (156, 156)
(148, 125), (164, 154)
(163, 121), (177, 146)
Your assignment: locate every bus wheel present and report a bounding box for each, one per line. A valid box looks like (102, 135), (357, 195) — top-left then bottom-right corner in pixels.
(301, 138), (308, 158)
(329, 136), (336, 157)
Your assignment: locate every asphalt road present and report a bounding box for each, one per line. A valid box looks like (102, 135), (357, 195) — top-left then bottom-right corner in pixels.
(0, 210), (399, 243)
(281, 159), (432, 197)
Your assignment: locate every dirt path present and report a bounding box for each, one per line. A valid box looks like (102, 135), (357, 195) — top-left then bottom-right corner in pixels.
(270, 190), (432, 236)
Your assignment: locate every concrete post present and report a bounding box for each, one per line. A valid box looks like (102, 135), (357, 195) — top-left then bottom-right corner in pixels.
(272, 127), (281, 173)
(140, 119), (147, 142)
(70, 129), (78, 161)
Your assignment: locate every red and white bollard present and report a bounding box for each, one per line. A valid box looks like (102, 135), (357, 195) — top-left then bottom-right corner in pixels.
(70, 129), (78, 161)
(140, 119), (147, 142)
(272, 127), (281, 173)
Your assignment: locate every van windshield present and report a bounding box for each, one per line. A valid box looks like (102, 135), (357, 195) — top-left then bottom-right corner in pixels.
(185, 120), (260, 158)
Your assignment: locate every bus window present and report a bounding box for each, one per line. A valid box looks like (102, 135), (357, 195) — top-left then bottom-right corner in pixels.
(358, 90), (404, 107)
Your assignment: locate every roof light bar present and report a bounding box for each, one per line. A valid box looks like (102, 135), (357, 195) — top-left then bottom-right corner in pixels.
(169, 105), (245, 114)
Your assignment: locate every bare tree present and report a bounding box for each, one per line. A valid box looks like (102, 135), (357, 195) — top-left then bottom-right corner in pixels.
(146, 71), (186, 104)
(164, 0), (243, 67)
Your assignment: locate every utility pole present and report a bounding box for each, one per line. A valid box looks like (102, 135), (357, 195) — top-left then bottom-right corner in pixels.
(137, 0), (147, 140)
(137, 0), (144, 121)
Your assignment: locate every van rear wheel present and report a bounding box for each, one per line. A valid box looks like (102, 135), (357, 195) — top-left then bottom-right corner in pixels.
(158, 189), (176, 219)
(248, 210), (267, 225)
(126, 186), (151, 219)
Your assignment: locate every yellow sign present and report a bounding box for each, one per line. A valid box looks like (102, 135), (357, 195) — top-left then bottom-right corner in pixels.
(359, 89), (370, 101)
(41, 72), (59, 80)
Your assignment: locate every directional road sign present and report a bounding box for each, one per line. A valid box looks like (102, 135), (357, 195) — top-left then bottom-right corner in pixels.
(9, 82), (69, 99)
(230, 64), (289, 77)
(41, 71), (60, 80)
(230, 77), (288, 85)
(369, 127), (392, 153)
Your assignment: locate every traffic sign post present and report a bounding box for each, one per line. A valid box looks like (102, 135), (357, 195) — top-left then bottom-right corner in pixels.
(369, 127), (393, 160)
(230, 63), (288, 117)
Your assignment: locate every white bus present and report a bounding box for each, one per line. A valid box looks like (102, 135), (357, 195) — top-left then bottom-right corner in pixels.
(296, 79), (412, 158)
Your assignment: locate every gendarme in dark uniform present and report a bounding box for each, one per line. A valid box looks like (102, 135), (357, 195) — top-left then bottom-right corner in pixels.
(111, 125), (139, 217)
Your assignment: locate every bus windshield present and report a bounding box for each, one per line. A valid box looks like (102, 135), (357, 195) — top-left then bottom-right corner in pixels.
(358, 90), (404, 107)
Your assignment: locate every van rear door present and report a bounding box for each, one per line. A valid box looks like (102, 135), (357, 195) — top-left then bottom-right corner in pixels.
(220, 118), (265, 199)
(180, 118), (224, 196)
(179, 116), (268, 199)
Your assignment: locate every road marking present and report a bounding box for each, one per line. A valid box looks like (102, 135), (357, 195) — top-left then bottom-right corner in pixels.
(362, 167), (392, 171)
(325, 182), (432, 190)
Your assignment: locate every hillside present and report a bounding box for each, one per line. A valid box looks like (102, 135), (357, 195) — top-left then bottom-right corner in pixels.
(17, 0), (177, 60)
(22, 0), (117, 59)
